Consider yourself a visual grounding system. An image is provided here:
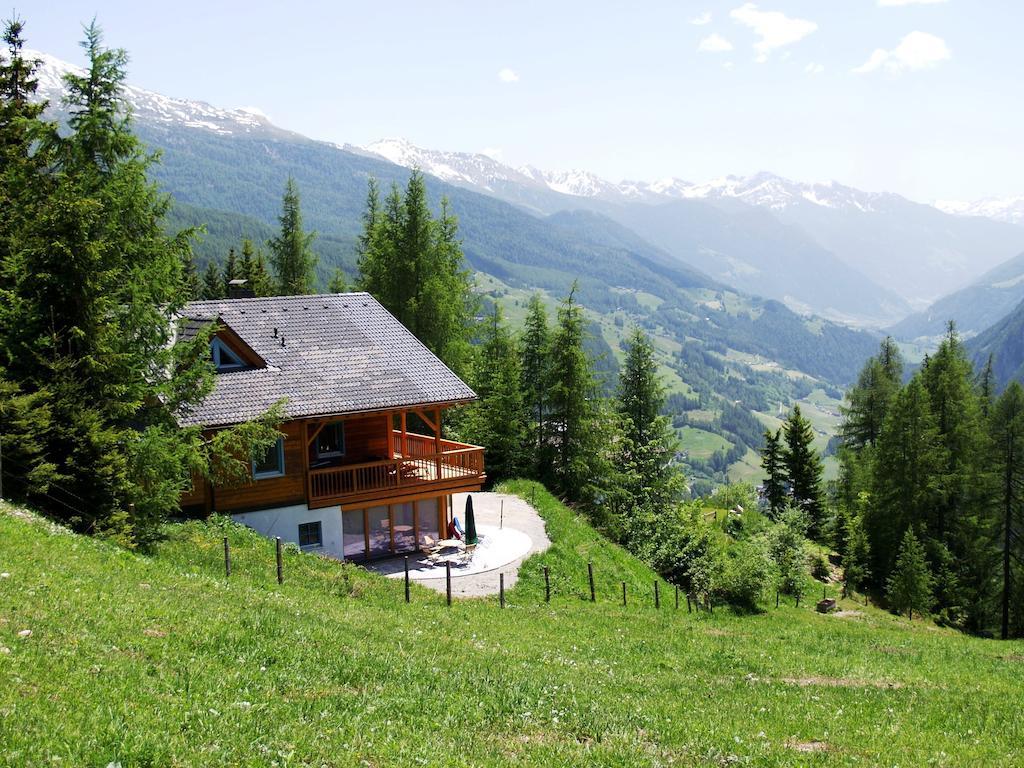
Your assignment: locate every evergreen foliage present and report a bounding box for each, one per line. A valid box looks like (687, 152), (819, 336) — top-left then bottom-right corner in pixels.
(356, 172), (475, 375)
(520, 294), (552, 479)
(760, 429), (786, 518)
(886, 528), (934, 620)
(781, 405), (825, 537)
(0, 21), (280, 545)
(201, 260), (223, 300)
(268, 177), (318, 295)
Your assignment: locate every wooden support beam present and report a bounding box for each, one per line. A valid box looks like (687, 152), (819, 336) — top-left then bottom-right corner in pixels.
(400, 411), (408, 458)
(306, 421), (326, 447)
(414, 409), (438, 435)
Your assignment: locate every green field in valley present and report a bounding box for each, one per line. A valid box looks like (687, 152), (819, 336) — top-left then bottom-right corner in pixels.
(1, 482), (1021, 766)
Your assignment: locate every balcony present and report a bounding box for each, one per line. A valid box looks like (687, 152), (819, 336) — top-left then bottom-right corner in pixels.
(307, 431), (485, 508)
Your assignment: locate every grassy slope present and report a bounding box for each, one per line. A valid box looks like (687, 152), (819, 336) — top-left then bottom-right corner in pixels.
(0, 488), (1021, 766)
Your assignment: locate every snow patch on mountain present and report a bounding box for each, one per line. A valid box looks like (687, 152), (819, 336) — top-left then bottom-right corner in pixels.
(29, 49), (271, 137)
(935, 197), (1024, 226)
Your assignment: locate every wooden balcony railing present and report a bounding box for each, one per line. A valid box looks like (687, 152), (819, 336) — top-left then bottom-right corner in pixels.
(308, 433), (485, 505)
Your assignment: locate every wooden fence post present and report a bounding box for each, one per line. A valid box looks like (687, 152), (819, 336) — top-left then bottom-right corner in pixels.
(544, 566), (550, 603)
(675, 585), (679, 610)
(686, 592), (692, 613)
(223, 537), (230, 578)
(622, 581), (627, 607)
(500, 573), (505, 609)
(776, 590), (780, 609)
(275, 537), (283, 585)
(588, 562), (595, 602)
(446, 561), (452, 607)
(655, 580), (660, 610)
(404, 556), (410, 603)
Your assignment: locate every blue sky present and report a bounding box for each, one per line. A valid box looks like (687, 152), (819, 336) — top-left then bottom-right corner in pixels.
(22, 1), (1023, 202)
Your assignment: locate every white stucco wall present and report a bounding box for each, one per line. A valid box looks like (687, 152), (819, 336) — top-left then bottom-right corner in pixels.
(232, 504), (343, 559)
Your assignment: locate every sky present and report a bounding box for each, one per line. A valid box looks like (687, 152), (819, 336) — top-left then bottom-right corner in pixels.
(21, 0), (1024, 202)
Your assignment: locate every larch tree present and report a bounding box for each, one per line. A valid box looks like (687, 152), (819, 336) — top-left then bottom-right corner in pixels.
(989, 381), (1024, 639)
(268, 177), (317, 295)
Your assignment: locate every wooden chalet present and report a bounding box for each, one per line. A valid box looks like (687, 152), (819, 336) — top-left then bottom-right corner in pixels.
(177, 292), (485, 560)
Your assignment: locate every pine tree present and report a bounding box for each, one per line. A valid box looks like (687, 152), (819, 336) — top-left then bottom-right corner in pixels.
(887, 528), (934, 620)
(520, 293), (552, 476)
(470, 306), (529, 481)
(760, 428), (786, 517)
(268, 177), (317, 295)
(222, 247), (239, 294)
(201, 261), (223, 300)
(249, 253), (274, 297)
(782, 405), (825, 537)
(990, 382), (1024, 639)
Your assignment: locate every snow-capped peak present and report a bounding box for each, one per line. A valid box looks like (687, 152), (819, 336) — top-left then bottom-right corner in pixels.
(27, 49), (273, 137)
(934, 197), (1024, 226)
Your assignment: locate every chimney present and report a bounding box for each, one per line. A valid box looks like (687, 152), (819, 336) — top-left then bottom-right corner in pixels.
(227, 279), (255, 299)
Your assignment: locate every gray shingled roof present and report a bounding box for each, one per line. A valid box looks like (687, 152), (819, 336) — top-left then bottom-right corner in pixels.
(176, 293), (476, 427)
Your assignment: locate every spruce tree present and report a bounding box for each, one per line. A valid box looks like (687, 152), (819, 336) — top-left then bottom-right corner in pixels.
(201, 261), (223, 300)
(886, 528), (933, 620)
(268, 177), (317, 295)
(248, 252), (275, 297)
(760, 428), (786, 517)
(782, 405), (825, 537)
(470, 306), (529, 481)
(328, 267), (349, 293)
(0, 23), (281, 544)
(520, 293), (552, 475)
(548, 285), (600, 503)
(616, 327), (683, 510)
(843, 500), (871, 599)
(223, 247), (239, 294)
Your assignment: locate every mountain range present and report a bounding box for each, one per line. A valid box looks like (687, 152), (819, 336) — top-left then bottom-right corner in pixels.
(357, 139), (1024, 323)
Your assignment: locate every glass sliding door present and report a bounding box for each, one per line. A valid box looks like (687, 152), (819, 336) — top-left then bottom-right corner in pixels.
(342, 509), (365, 560)
(367, 506), (391, 557)
(416, 497), (439, 549)
(393, 503), (415, 552)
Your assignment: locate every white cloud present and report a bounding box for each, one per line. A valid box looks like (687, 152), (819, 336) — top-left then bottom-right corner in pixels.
(853, 31), (950, 74)
(497, 68), (519, 83)
(690, 11), (712, 25)
(698, 33), (734, 53)
(729, 3), (817, 63)
(878, 0), (947, 6)
(805, 62), (824, 75)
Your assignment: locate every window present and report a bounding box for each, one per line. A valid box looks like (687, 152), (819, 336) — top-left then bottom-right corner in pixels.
(298, 521), (322, 549)
(252, 437), (285, 479)
(211, 337), (245, 372)
(315, 421), (346, 458)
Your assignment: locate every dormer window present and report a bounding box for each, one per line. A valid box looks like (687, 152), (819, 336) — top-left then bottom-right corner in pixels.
(211, 337), (246, 372)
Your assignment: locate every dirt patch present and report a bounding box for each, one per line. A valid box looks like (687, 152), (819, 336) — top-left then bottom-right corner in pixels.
(703, 628), (731, 637)
(1001, 654), (1024, 663)
(781, 676), (902, 689)
(786, 739), (828, 753)
(142, 628), (167, 638)
(832, 609), (864, 619)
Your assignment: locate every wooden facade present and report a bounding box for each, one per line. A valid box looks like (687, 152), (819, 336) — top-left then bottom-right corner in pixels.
(181, 404), (485, 559)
